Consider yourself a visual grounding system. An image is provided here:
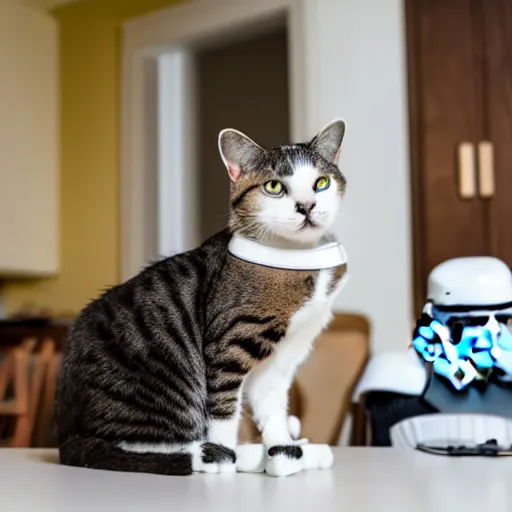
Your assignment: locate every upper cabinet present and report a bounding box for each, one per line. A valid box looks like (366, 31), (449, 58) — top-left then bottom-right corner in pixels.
(0, 1), (59, 277)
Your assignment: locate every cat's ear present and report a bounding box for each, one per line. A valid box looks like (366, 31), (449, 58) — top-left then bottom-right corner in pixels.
(309, 118), (346, 165)
(218, 129), (265, 183)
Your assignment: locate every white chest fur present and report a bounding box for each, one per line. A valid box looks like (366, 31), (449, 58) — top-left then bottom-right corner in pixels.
(243, 268), (346, 447)
(255, 268), (346, 380)
(281, 269), (340, 364)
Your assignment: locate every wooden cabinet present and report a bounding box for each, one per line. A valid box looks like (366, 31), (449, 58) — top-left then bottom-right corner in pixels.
(0, 2), (59, 276)
(484, 1), (512, 269)
(406, 0), (512, 312)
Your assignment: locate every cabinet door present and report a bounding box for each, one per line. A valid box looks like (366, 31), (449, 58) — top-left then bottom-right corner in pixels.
(483, 0), (512, 267)
(0, 3), (59, 276)
(407, 0), (488, 308)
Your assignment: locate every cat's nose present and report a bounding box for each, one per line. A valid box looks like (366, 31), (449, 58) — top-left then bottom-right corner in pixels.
(296, 202), (316, 216)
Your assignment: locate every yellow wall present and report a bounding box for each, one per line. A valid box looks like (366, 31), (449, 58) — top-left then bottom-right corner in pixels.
(3, 0), (182, 316)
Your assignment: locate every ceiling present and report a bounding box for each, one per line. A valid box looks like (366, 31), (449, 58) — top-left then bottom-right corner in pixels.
(22, 0), (80, 11)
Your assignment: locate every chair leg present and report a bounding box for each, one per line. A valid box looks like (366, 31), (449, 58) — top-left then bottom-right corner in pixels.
(10, 339), (55, 448)
(0, 352), (14, 439)
(12, 347), (30, 414)
(34, 351), (61, 447)
(0, 352), (13, 400)
(8, 346), (31, 447)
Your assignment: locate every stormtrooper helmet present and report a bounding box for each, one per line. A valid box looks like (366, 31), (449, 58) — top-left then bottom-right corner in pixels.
(412, 256), (512, 390)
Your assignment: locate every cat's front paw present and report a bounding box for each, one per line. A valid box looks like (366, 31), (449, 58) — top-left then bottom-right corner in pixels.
(236, 443), (334, 476)
(265, 445), (303, 477)
(301, 444), (334, 470)
(236, 444), (266, 473)
(195, 442), (236, 474)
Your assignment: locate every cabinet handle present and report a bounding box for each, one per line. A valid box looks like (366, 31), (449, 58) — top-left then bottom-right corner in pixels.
(457, 142), (476, 199)
(478, 141), (495, 198)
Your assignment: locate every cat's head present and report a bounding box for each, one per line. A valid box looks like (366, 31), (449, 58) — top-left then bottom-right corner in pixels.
(219, 119), (346, 246)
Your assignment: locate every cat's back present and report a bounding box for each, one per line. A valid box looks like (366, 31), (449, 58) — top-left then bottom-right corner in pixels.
(58, 231), (230, 388)
(70, 229), (231, 336)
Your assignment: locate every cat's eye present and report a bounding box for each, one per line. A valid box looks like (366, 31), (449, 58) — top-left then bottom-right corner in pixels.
(263, 180), (285, 197)
(314, 176), (331, 192)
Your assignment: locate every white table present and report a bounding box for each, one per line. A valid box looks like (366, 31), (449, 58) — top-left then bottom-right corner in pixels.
(1, 448), (511, 511)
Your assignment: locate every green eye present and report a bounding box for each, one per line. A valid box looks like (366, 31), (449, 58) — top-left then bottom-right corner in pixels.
(263, 180), (285, 196)
(314, 176), (331, 192)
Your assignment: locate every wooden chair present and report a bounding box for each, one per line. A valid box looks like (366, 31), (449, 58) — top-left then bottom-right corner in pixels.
(0, 338), (55, 447)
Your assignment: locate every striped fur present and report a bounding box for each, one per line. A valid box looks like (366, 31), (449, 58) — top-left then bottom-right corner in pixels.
(56, 119), (347, 476)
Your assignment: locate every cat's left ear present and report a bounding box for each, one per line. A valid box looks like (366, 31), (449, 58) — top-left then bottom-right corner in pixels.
(309, 118), (346, 165)
(218, 129), (265, 183)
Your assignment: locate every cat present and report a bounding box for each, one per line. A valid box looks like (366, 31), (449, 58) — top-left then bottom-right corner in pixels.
(55, 118), (347, 477)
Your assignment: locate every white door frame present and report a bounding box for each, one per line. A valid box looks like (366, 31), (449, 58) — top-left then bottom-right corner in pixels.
(121, 0), (311, 282)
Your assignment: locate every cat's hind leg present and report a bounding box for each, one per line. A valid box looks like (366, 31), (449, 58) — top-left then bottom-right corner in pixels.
(202, 365), (245, 473)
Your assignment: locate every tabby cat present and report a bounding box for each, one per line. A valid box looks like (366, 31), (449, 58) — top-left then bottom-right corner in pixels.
(55, 118), (347, 477)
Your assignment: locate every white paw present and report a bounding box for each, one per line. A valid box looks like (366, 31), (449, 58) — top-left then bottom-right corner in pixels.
(236, 444), (266, 473)
(236, 443), (334, 475)
(301, 444), (334, 470)
(266, 452), (303, 477)
(215, 462), (237, 474)
(197, 461), (236, 474)
(192, 443), (237, 473)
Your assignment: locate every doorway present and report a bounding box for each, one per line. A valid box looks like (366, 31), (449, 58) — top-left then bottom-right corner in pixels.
(195, 27), (290, 241)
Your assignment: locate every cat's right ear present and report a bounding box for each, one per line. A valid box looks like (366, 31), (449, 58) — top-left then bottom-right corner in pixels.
(218, 129), (265, 183)
(309, 119), (346, 165)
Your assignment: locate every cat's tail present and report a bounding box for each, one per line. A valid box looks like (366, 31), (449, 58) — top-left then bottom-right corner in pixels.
(59, 437), (192, 475)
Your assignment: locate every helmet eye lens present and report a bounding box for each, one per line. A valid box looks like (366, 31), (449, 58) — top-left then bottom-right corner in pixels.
(444, 315), (512, 344)
(496, 315), (512, 327)
(447, 316), (490, 329)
